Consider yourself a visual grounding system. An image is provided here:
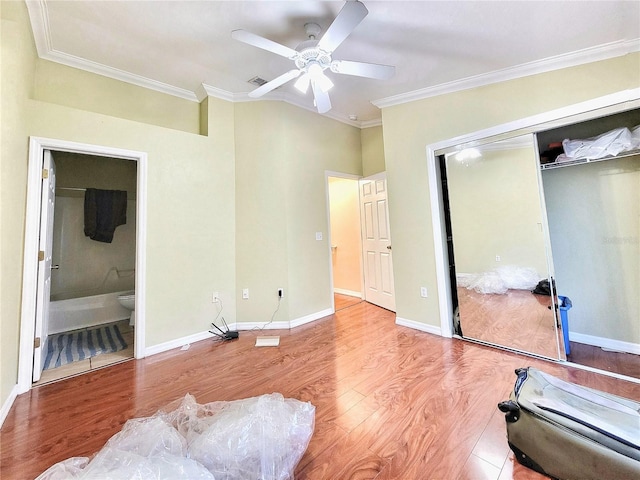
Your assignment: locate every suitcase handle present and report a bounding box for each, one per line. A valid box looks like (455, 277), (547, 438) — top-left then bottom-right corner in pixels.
(498, 400), (521, 423)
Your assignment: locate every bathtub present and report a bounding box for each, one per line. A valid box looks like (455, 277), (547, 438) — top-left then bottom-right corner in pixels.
(49, 291), (132, 334)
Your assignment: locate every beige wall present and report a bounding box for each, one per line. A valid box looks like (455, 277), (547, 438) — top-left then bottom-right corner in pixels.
(1, 2), (236, 409)
(382, 53), (640, 327)
(33, 59), (200, 134)
(329, 177), (362, 295)
(1, 2), (363, 414)
(361, 125), (385, 176)
(543, 156), (640, 344)
(234, 102), (362, 324)
(1, 0), (39, 411)
(447, 143), (548, 276)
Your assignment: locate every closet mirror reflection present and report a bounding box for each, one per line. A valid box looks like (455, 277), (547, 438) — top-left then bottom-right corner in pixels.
(443, 134), (565, 360)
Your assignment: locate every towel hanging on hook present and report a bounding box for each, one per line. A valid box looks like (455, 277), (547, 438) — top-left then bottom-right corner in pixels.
(84, 188), (127, 243)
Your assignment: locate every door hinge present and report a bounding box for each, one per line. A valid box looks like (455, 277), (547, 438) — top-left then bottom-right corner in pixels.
(38, 250), (45, 261)
(34, 337), (41, 348)
(42, 168), (49, 179)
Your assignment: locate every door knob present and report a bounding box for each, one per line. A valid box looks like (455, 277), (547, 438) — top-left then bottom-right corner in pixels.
(51, 264), (60, 270)
(387, 245), (392, 250)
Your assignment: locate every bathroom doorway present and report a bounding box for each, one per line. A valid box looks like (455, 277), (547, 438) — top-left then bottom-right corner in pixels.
(18, 138), (147, 392)
(35, 152), (138, 384)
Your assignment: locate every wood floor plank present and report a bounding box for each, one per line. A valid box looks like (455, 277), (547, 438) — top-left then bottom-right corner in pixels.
(2, 300), (639, 480)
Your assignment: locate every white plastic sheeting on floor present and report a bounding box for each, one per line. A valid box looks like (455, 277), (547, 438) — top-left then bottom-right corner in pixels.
(36, 393), (316, 480)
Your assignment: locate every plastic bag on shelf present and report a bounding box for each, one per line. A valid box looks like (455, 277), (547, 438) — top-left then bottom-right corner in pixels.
(36, 393), (315, 480)
(631, 125), (640, 149)
(561, 127), (633, 160)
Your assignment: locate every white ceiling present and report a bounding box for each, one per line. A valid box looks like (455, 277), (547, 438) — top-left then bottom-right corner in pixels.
(27, 1), (640, 127)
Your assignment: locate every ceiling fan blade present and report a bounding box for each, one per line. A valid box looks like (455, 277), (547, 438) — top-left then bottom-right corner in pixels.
(311, 80), (332, 114)
(317, 1), (368, 53)
(331, 60), (395, 80)
(248, 69), (301, 98)
(232, 29), (298, 59)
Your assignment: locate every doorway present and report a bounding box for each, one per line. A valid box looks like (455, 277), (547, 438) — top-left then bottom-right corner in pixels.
(326, 172), (396, 313)
(17, 137), (147, 393)
(327, 174), (363, 311)
(36, 151), (138, 384)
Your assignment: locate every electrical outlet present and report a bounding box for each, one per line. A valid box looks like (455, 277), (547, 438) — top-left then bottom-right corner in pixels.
(278, 288), (284, 298)
(495, 255), (501, 262)
(242, 288), (249, 299)
(212, 291), (219, 303)
(420, 287), (428, 298)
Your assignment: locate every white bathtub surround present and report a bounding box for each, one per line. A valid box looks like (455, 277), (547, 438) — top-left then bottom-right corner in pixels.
(49, 291), (132, 334)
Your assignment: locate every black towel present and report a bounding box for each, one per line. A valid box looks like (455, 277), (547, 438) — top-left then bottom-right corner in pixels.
(84, 188), (127, 243)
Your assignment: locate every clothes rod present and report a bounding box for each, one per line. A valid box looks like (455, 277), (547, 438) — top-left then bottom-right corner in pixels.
(57, 187), (86, 192)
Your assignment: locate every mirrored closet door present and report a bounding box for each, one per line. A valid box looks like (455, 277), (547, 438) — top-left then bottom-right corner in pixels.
(441, 134), (565, 360)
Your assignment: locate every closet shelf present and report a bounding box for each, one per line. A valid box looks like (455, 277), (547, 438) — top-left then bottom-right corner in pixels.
(540, 148), (640, 170)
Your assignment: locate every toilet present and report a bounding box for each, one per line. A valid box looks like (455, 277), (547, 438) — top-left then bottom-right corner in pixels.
(117, 291), (135, 327)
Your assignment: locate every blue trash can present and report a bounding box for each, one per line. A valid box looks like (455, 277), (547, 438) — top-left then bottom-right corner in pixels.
(558, 296), (572, 355)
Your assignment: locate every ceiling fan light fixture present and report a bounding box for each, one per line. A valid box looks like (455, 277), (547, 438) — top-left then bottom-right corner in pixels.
(307, 63), (333, 92)
(315, 73), (334, 93)
(232, 1), (394, 115)
(294, 73), (310, 94)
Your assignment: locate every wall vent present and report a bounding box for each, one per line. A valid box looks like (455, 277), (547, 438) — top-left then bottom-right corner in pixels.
(248, 76), (268, 86)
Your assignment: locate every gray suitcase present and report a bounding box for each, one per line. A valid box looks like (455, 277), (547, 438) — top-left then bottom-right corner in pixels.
(498, 367), (640, 480)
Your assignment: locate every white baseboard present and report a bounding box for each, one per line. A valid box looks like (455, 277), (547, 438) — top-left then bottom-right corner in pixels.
(569, 332), (640, 355)
(144, 330), (213, 356)
(334, 288), (362, 298)
(235, 320), (290, 331)
(236, 308), (334, 330)
(144, 308), (334, 355)
(1, 384), (19, 428)
(290, 308), (333, 328)
(395, 316), (442, 336)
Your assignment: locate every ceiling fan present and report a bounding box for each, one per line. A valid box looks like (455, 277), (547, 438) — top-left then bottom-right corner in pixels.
(231, 0), (395, 114)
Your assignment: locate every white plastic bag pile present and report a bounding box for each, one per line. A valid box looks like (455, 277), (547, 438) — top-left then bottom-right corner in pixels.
(557, 125), (640, 162)
(36, 393), (315, 480)
(457, 265), (542, 295)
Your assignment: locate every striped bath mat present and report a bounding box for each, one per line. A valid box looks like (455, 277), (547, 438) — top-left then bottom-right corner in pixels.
(44, 323), (127, 370)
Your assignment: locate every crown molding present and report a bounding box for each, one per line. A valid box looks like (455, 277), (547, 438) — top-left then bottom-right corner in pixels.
(29, 0), (635, 129)
(360, 119), (383, 129)
(197, 84), (235, 103)
(27, 1), (198, 102)
(226, 88), (362, 127)
(26, 1), (366, 127)
(373, 38), (640, 109)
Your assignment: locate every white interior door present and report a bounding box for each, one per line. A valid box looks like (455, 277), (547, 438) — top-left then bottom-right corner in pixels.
(33, 150), (56, 382)
(360, 175), (395, 311)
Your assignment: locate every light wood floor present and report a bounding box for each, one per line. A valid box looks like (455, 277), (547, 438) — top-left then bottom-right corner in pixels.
(2, 302), (639, 479)
(335, 292), (363, 311)
(458, 288), (564, 360)
(568, 341), (640, 379)
(457, 287), (640, 379)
